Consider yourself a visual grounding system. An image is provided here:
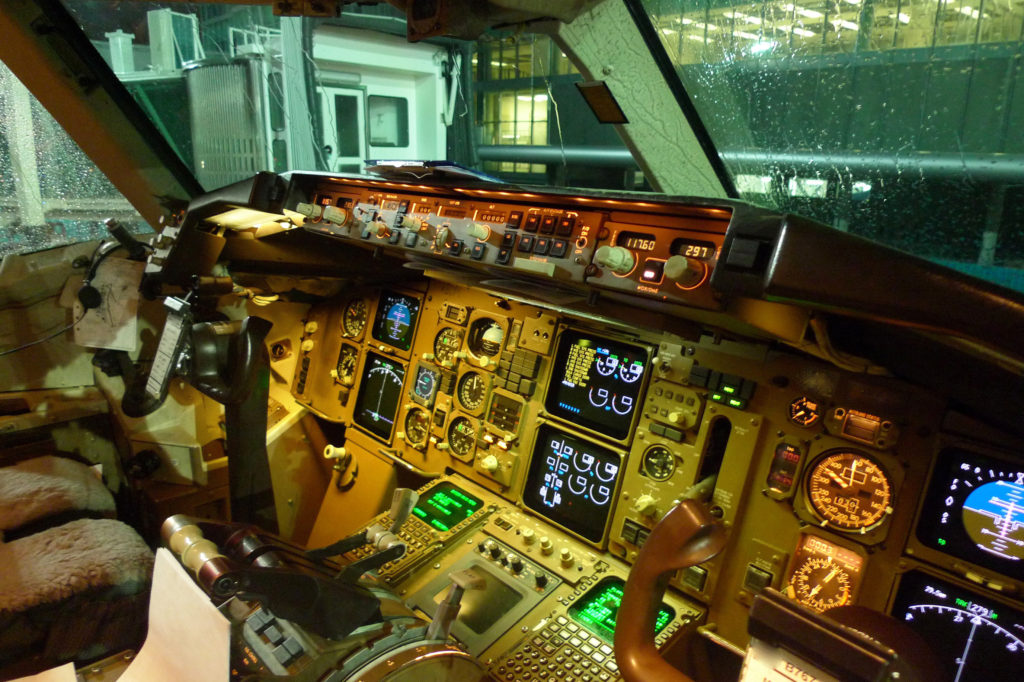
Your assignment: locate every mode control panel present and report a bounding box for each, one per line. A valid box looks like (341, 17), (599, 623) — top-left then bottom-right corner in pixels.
(288, 174), (733, 310)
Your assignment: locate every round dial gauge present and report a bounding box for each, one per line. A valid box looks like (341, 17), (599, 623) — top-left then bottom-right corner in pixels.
(457, 371), (487, 411)
(791, 556), (854, 612)
(468, 318), (503, 357)
(642, 445), (676, 481)
(789, 396), (822, 427)
(342, 299), (368, 337)
(433, 327), (463, 366)
(404, 408), (430, 448)
(335, 344), (358, 385)
(806, 450), (893, 531)
(447, 417), (476, 458)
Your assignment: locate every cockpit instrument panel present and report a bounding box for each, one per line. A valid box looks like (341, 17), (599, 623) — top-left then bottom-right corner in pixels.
(544, 329), (650, 442)
(891, 570), (1024, 682)
(522, 424), (622, 544)
(353, 352), (406, 441)
(917, 447), (1024, 581)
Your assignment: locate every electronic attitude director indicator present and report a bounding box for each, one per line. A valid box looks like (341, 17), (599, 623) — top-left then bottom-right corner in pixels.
(918, 448), (1024, 579)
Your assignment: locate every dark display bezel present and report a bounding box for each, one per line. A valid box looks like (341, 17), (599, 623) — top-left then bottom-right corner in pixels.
(890, 569), (1024, 682)
(916, 447), (1024, 582)
(521, 423), (623, 544)
(370, 290), (421, 351)
(353, 351), (406, 441)
(543, 328), (650, 442)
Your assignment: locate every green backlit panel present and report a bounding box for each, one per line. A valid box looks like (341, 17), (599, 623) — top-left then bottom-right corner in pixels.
(568, 576), (675, 643)
(410, 481), (484, 532)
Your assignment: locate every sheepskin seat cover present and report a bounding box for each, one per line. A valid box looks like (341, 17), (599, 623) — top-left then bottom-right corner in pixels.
(0, 519), (153, 666)
(0, 456), (115, 532)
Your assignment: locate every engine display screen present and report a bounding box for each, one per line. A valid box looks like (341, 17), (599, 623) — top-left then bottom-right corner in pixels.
(411, 481), (483, 532)
(371, 291), (421, 351)
(353, 352), (406, 440)
(891, 571), (1024, 681)
(917, 447), (1024, 580)
(544, 330), (650, 441)
(569, 576), (675, 643)
(522, 424), (622, 543)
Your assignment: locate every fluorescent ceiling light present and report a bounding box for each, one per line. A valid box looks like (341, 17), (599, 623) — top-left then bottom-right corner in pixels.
(798, 9), (824, 18)
(734, 31), (761, 39)
(839, 20), (859, 30)
(750, 40), (778, 53)
(792, 27), (816, 37)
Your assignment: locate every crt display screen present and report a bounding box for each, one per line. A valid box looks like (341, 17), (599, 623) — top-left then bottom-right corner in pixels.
(891, 571), (1024, 681)
(411, 481), (484, 532)
(353, 352), (406, 440)
(568, 576), (675, 643)
(371, 291), (421, 351)
(544, 330), (649, 440)
(917, 447), (1024, 581)
(522, 424), (622, 543)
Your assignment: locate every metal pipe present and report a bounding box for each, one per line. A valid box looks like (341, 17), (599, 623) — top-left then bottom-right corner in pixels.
(476, 145), (1024, 182)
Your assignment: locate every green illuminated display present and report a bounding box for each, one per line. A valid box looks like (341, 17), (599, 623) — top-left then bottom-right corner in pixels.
(568, 576), (675, 643)
(410, 482), (483, 532)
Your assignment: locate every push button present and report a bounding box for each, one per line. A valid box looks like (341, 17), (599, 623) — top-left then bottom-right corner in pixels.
(518, 234), (535, 252)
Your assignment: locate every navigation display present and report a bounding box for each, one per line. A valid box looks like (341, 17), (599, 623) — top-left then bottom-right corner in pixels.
(544, 330), (650, 441)
(522, 424), (622, 543)
(917, 448), (1024, 580)
(353, 352), (406, 440)
(891, 571), (1024, 682)
(371, 290), (421, 351)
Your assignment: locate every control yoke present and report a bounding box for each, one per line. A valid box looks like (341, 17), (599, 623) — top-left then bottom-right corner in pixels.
(615, 499), (727, 682)
(125, 294), (278, 532)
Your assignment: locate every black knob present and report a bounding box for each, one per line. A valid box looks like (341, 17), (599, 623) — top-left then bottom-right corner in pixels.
(535, 573), (548, 588)
(489, 546), (502, 560)
(510, 557), (524, 573)
(478, 542), (488, 553)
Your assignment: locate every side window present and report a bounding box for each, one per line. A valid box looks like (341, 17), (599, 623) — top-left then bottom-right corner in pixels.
(367, 95), (409, 148)
(0, 61), (146, 259)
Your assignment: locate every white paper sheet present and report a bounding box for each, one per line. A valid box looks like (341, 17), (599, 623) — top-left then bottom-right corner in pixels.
(118, 548), (229, 682)
(73, 258), (144, 352)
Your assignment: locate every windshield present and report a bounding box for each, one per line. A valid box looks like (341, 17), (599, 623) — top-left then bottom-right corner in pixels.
(8, 0), (1020, 292)
(640, 0), (1024, 290)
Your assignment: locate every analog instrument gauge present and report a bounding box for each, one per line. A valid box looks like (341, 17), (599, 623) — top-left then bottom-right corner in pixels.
(447, 416), (476, 459)
(786, 534), (865, 612)
(342, 299), (368, 337)
(457, 371), (488, 411)
(433, 327), (463, 366)
(404, 408), (430, 449)
(806, 450), (893, 532)
(411, 364), (440, 407)
(789, 396), (822, 427)
(641, 445), (675, 481)
(468, 317), (504, 357)
(335, 344), (359, 385)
